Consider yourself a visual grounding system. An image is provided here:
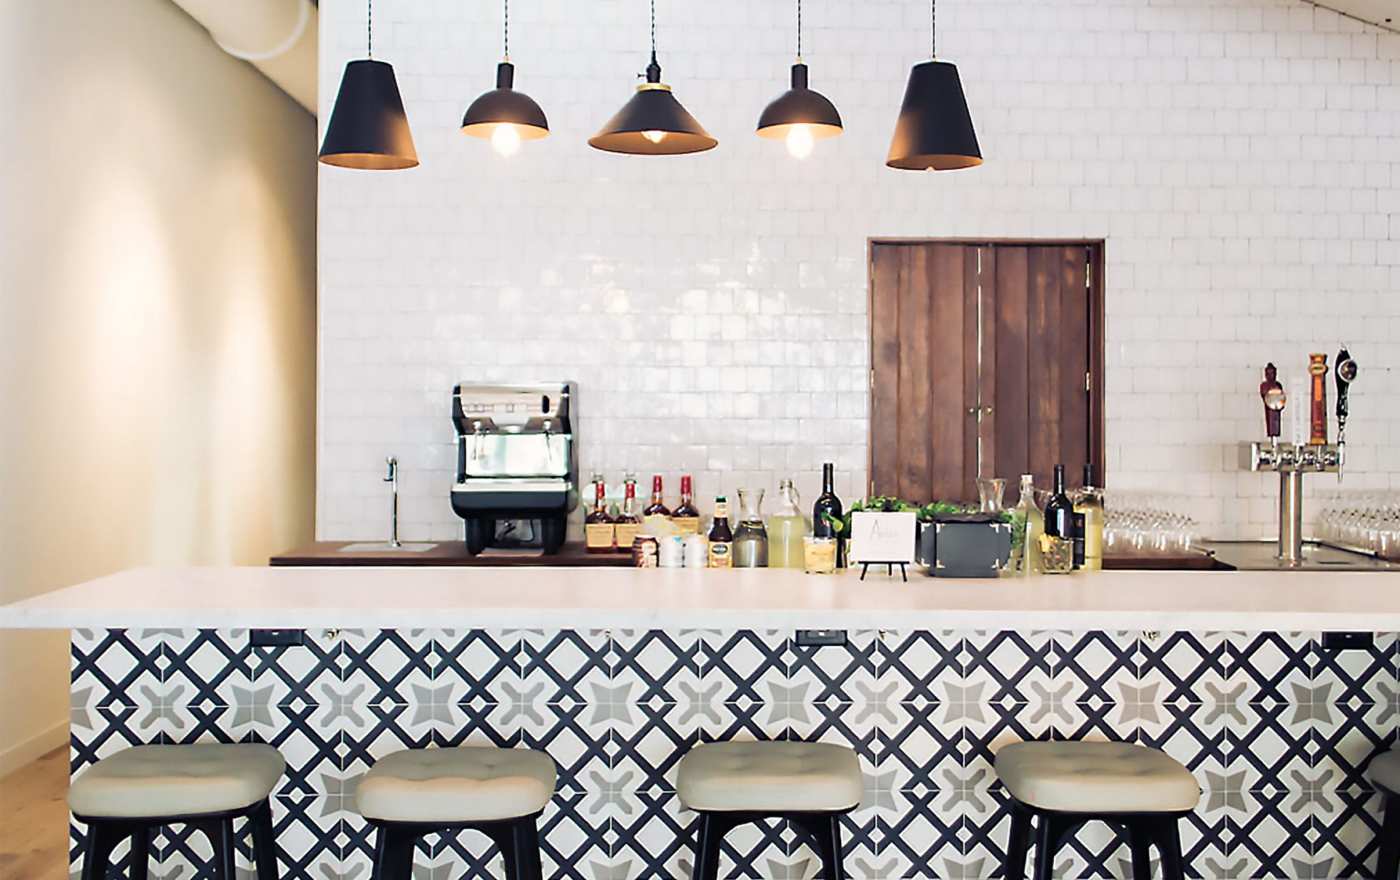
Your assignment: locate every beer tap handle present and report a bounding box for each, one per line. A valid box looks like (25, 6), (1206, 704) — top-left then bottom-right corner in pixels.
(1260, 362), (1286, 443)
(1335, 346), (1357, 483)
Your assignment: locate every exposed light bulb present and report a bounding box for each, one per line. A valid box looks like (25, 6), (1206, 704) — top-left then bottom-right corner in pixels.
(491, 123), (522, 156)
(642, 130), (667, 144)
(785, 124), (815, 159)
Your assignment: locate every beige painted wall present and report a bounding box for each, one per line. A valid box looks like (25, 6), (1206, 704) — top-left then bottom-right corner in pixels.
(0, 0), (317, 773)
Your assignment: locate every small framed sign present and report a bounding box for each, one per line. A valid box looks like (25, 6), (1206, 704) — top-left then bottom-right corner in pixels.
(847, 511), (917, 565)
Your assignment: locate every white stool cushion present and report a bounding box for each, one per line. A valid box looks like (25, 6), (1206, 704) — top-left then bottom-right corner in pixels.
(68, 744), (285, 819)
(995, 741), (1200, 814)
(677, 742), (863, 813)
(356, 747), (556, 823)
(1368, 751), (1400, 794)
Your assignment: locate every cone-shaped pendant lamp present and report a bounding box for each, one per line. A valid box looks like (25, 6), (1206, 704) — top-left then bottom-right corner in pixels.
(885, 0), (981, 171)
(589, 0), (716, 156)
(462, 1), (548, 156)
(319, 0), (418, 170)
(757, 0), (842, 159)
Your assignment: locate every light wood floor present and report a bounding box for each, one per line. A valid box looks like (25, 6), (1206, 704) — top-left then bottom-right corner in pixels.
(0, 748), (69, 880)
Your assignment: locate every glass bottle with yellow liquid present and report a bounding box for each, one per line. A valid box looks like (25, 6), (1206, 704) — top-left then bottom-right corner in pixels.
(1014, 474), (1044, 575)
(1074, 464), (1105, 571)
(767, 479), (806, 568)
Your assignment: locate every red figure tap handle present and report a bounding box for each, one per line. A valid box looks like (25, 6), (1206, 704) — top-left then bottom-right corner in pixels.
(1260, 362), (1286, 440)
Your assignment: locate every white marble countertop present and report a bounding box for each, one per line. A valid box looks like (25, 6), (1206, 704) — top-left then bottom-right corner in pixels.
(3, 565), (1400, 631)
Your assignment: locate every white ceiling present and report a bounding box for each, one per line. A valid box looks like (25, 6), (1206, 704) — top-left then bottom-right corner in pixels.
(1309, 0), (1399, 30)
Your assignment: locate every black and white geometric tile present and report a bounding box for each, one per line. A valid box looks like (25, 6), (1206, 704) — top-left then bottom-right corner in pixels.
(68, 627), (1400, 879)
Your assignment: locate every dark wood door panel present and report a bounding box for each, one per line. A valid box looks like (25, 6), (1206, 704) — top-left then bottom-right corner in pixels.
(870, 240), (1103, 502)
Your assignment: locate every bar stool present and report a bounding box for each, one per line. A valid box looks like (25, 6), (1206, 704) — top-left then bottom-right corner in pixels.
(357, 746), (556, 880)
(1367, 751), (1400, 878)
(677, 741), (863, 879)
(995, 741), (1200, 880)
(68, 743), (286, 880)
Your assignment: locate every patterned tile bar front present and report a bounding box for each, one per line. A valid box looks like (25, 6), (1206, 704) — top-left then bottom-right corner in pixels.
(69, 628), (1400, 879)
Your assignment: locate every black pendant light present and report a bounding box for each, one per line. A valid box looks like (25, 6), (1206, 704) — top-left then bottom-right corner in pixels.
(588, 0), (716, 156)
(885, 0), (981, 171)
(757, 0), (842, 159)
(319, 0), (418, 170)
(461, 0), (548, 156)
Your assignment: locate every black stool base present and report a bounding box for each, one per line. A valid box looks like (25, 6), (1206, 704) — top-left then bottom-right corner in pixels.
(368, 813), (544, 880)
(1376, 784), (1400, 879)
(1004, 800), (1188, 880)
(75, 798), (279, 880)
(691, 809), (848, 880)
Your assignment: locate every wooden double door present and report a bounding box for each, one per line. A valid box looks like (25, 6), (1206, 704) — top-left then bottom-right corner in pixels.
(868, 240), (1105, 503)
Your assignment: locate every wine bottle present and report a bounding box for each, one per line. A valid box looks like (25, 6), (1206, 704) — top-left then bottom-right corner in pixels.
(1043, 464), (1077, 555)
(811, 462), (845, 568)
(707, 496), (734, 568)
(1074, 464), (1105, 571)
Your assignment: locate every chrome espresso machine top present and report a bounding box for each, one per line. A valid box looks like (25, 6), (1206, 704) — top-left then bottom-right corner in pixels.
(450, 382), (579, 555)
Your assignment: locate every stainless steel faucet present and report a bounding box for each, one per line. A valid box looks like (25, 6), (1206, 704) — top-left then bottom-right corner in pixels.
(384, 456), (401, 548)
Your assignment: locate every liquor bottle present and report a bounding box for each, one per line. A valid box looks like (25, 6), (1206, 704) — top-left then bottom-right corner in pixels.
(1043, 464), (1078, 566)
(644, 475), (671, 517)
(1014, 474), (1043, 575)
(811, 462), (845, 568)
(614, 476), (641, 550)
(584, 478), (615, 553)
(671, 475), (701, 534)
(1074, 464), (1105, 571)
(707, 496), (734, 567)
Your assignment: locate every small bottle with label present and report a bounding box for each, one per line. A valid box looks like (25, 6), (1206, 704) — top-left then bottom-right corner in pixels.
(584, 478), (615, 553)
(707, 496), (734, 568)
(671, 475), (701, 534)
(614, 476), (641, 550)
(1073, 464), (1105, 571)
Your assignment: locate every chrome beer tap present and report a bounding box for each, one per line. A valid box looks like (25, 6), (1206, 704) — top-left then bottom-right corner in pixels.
(1240, 355), (1345, 564)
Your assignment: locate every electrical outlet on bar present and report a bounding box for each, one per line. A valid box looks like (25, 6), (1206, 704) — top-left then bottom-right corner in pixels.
(795, 630), (847, 647)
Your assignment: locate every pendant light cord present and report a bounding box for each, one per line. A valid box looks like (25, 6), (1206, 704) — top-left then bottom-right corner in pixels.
(366, 0), (373, 58)
(503, 0), (509, 60)
(650, 0), (657, 64)
(931, 0), (937, 58)
(796, 0), (803, 60)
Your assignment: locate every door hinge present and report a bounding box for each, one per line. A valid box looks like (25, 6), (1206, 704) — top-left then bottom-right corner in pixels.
(1085, 371), (1091, 392)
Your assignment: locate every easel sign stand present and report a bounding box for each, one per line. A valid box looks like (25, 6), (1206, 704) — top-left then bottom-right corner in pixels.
(848, 511), (917, 583)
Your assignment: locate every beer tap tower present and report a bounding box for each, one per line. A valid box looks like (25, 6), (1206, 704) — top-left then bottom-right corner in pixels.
(1240, 349), (1356, 564)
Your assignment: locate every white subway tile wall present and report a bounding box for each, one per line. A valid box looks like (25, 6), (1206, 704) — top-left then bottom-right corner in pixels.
(317, 0), (1400, 544)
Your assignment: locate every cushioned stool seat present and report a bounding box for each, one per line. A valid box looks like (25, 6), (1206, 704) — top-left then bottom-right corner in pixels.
(1367, 751), (1400, 879)
(70, 743), (285, 819)
(358, 746), (556, 823)
(357, 747), (556, 880)
(678, 741), (862, 880)
(70, 743), (286, 880)
(995, 741), (1200, 814)
(678, 741), (862, 813)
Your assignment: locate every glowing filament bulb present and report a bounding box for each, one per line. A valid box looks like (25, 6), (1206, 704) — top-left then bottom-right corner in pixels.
(491, 123), (522, 156)
(642, 130), (667, 145)
(785, 124), (815, 159)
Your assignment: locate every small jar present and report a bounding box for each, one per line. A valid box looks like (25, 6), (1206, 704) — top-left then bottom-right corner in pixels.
(1039, 534), (1074, 574)
(803, 536), (837, 574)
(658, 535), (684, 568)
(632, 535), (659, 568)
(682, 533), (709, 568)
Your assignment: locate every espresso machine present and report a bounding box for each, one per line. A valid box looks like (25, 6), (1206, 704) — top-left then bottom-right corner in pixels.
(1239, 348), (1356, 564)
(450, 382), (579, 555)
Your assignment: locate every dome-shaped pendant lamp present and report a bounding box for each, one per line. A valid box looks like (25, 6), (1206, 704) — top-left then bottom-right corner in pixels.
(757, 0), (842, 159)
(462, 0), (548, 156)
(588, 0), (716, 156)
(319, 0), (418, 170)
(885, 0), (981, 171)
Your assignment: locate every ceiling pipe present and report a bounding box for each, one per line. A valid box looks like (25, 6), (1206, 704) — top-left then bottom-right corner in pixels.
(168, 0), (318, 114)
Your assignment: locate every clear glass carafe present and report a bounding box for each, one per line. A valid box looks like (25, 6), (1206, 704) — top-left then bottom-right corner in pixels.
(733, 488), (769, 567)
(767, 479), (806, 568)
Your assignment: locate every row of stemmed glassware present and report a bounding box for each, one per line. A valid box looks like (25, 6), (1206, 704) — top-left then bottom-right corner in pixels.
(1314, 490), (1400, 560)
(1100, 490), (1202, 556)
